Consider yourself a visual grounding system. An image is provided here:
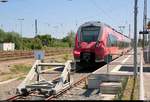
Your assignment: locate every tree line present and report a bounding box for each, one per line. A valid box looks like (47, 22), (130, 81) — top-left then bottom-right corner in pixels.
(0, 29), (75, 50)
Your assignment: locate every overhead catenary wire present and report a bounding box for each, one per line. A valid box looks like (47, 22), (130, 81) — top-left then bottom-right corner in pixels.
(88, 0), (126, 33)
(88, 0), (114, 22)
(88, 0), (133, 36)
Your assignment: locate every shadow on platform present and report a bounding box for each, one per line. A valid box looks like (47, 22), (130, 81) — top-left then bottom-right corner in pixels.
(119, 66), (150, 72)
(82, 89), (100, 97)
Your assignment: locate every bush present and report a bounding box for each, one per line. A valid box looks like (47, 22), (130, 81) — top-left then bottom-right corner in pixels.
(0, 29), (75, 50)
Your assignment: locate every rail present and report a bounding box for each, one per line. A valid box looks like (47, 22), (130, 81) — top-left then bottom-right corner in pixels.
(45, 74), (89, 100)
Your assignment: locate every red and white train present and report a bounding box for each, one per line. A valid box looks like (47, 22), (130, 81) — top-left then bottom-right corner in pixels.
(73, 21), (131, 66)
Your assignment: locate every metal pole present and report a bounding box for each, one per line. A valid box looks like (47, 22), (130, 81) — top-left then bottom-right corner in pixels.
(129, 24), (131, 39)
(134, 0), (138, 77)
(20, 21), (22, 37)
(18, 19), (24, 36)
(107, 55), (109, 75)
(35, 19), (38, 37)
(17, 18), (24, 49)
(143, 0), (147, 48)
(20, 20), (23, 49)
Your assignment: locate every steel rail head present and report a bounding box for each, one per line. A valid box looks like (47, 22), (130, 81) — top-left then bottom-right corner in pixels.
(45, 74), (89, 100)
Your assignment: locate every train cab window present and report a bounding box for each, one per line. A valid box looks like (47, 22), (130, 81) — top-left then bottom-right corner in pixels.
(80, 26), (100, 43)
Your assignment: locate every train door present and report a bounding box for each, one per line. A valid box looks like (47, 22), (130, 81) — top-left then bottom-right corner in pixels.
(107, 34), (118, 59)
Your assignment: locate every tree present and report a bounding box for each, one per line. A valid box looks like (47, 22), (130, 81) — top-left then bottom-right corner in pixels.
(67, 31), (75, 47)
(31, 38), (42, 50)
(5, 32), (22, 49)
(0, 29), (5, 42)
(36, 34), (52, 46)
(62, 30), (75, 47)
(0, 28), (75, 50)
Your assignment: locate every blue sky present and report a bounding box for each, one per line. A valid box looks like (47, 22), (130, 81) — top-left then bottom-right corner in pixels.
(0, 0), (149, 39)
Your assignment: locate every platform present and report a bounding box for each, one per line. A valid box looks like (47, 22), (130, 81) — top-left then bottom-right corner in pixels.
(88, 48), (150, 100)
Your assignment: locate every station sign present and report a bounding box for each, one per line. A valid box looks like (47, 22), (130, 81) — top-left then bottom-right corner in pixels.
(34, 50), (45, 60)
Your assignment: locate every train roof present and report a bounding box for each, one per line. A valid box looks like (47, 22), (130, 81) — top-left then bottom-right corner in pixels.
(80, 21), (130, 39)
(80, 21), (103, 27)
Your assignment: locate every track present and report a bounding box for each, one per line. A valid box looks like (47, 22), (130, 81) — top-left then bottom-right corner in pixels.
(0, 48), (72, 61)
(6, 53), (126, 101)
(50, 64), (106, 100)
(4, 52), (131, 100)
(7, 74), (89, 100)
(7, 62), (104, 101)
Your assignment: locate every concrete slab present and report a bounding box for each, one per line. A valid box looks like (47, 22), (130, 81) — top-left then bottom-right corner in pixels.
(88, 74), (125, 89)
(87, 50), (138, 100)
(86, 48), (150, 100)
(100, 82), (122, 94)
(100, 94), (115, 100)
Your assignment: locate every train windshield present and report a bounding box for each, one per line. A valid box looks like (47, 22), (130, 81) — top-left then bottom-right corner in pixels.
(81, 26), (100, 42)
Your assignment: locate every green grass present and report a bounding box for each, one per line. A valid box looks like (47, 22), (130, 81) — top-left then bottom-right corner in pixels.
(0, 65), (30, 82)
(132, 76), (139, 100)
(121, 76), (139, 100)
(17, 76), (26, 80)
(82, 84), (88, 89)
(114, 77), (128, 100)
(10, 64), (31, 74)
(5, 75), (13, 80)
(63, 54), (69, 61)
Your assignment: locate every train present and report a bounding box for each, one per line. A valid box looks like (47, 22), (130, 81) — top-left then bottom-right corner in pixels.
(73, 21), (131, 68)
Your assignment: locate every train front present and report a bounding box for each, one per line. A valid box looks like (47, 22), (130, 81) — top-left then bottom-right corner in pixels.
(73, 22), (105, 64)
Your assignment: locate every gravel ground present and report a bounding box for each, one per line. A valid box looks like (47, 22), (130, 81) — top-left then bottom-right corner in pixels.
(0, 67), (64, 100)
(0, 54), (72, 100)
(54, 78), (102, 100)
(0, 52), (104, 100)
(0, 80), (22, 100)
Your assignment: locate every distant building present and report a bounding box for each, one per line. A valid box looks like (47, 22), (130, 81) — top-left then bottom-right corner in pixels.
(0, 43), (15, 51)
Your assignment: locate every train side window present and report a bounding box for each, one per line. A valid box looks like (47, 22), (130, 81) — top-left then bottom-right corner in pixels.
(121, 42), (123, 48)
(109, 34), (117, 47)
(118, 41), (121, 48)
(114, 36), (118, 47)
(107, 35), (111, 47)
(123, 42), (125, 48)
